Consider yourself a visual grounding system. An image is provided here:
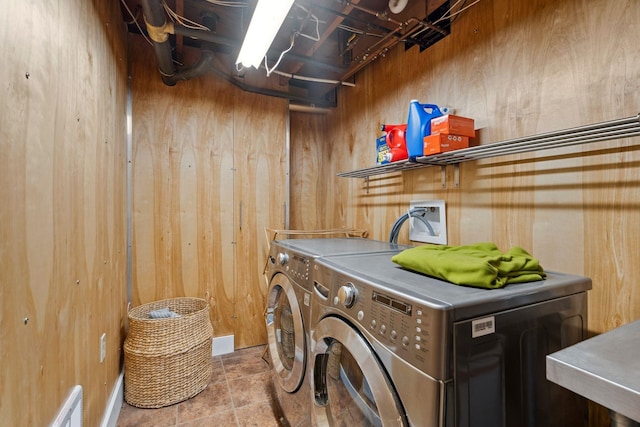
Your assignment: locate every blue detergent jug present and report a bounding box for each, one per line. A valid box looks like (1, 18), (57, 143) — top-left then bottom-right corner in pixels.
(405, 100), (443, 160)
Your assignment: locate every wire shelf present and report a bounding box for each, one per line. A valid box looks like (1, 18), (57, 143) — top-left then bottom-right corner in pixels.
(337, 113), (640, 179)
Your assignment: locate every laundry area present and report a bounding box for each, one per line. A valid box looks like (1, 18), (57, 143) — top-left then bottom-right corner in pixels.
(1, 0), (639, 426)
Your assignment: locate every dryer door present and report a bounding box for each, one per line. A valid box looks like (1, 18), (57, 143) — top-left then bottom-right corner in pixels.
(312, 316), (408, 427)
(266, 273), (306, 393)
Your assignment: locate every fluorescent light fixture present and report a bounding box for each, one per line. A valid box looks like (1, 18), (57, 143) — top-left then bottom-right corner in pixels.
(236, 0), (295, 69)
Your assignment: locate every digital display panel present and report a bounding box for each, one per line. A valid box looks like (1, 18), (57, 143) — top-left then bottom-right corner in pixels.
(376, 294), (391, 305)
(373, 292), (411, 315)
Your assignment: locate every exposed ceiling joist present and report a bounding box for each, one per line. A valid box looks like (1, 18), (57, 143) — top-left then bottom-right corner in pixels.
(121, 0), (475, 107)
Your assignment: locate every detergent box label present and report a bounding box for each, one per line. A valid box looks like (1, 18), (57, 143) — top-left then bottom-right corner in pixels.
(423, 134), (469, 155)
(376, 135), (391, 165)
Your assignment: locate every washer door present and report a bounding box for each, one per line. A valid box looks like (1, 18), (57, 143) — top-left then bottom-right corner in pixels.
(266, 272), (306, 393)
(312, 316), (408, 427)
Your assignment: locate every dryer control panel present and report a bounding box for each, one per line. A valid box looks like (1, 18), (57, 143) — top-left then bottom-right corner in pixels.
(268, 246), (313, 292)
(283, 253), (311, 283)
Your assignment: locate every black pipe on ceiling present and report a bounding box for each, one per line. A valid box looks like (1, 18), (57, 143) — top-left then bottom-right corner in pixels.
(209, 65), (338, 109)
(139, 0), (216, 86)
(139, 0), (176, 85)
(165, 50), (216, 85)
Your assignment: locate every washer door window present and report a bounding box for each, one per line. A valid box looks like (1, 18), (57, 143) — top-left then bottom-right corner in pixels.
(266, 273), (306, 393)
(313, 316), (408, 427)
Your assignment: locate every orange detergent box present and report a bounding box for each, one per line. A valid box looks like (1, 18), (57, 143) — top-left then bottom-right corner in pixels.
(423, 134), (469, 155)
(430, 114), (475, 137)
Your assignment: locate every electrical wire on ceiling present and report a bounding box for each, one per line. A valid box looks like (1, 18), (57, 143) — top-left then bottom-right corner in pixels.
(434, 0), (480, 25)
(409, 0), (479, 43)
(162, 0), (210, 31)
(120, 0), (154, 46)
(262, 3), (324, 76)
(203, 0), (248, 7)
(293, 4), (321, 41)
(123, 2), (141, 25)
(121, 0), (247, 47)
(298, 14), (320, 41)
(337, 24), (385, 38)
(264, 34), (296, 76)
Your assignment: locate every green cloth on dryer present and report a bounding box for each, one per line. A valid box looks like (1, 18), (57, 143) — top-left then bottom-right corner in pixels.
(391, 242), (546, 289)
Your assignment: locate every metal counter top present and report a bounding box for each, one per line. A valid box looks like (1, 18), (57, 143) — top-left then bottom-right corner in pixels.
(546, 319), (640, 422)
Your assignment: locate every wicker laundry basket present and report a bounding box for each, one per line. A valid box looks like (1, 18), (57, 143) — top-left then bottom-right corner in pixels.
(124, 297), (213, 408)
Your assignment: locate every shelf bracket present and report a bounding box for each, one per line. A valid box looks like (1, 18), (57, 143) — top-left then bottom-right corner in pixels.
(441, 166), (446, 188)
(454, 164), (460, 188)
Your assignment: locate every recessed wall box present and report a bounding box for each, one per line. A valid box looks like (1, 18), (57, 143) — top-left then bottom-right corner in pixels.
(409, 200), (447, 245)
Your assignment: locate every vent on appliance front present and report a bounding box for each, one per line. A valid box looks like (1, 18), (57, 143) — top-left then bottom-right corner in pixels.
(51, 385), (82, 427)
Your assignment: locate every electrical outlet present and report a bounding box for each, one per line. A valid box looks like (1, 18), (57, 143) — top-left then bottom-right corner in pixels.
(409, 200), (447, 245)
(100, 333), (106, 363)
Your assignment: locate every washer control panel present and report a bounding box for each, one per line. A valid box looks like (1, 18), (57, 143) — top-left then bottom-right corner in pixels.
(317, 268), (448, 380)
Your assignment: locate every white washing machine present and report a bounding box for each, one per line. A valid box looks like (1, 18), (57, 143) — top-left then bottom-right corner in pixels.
(264, 238), (410, 427)
(310, 252), (591, 427)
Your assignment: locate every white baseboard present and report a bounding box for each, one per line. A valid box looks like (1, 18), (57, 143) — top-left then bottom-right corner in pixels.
(212, 335), (234, 356)
(100, 370), (124, 427)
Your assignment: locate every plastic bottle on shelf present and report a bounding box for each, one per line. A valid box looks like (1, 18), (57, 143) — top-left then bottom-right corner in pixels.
(380, 123), (408, 163)
(405, 100), (443, 160)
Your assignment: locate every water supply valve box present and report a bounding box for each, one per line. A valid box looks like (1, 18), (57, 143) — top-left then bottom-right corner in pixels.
(431, 114), (475, 137)
(423, 134), (469, 155)
(409, 200), (447, 245)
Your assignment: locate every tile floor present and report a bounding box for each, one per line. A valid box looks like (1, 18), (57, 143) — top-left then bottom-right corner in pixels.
(117, 345), (289, 427)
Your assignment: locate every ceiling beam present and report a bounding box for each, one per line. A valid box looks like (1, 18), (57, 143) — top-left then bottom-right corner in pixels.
(288, 0), (362, 74)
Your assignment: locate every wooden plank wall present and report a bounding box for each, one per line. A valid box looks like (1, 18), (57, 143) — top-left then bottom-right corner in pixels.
(129, 38), (288, 349)
(291, 1), (639, 424)
(0, 0), (128, 426)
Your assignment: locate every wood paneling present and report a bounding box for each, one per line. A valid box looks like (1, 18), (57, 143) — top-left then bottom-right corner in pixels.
(129, 39), (287, 349)
(130, 39), (236, 337)
(0, 0), (127, 425)
(234, 91), (288, 348)
(290, 112), (330, 229)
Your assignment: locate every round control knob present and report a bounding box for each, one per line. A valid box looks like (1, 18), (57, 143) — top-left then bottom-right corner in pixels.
(337, 283), (357, 308)
(390, 330), (397, 340)
(276, 253), (289, 266)
(402, 336), (410, 347)
(380, 324), (387, 335)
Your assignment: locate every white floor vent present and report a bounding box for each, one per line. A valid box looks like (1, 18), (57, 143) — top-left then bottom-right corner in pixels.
(51, 385), (82, 427)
